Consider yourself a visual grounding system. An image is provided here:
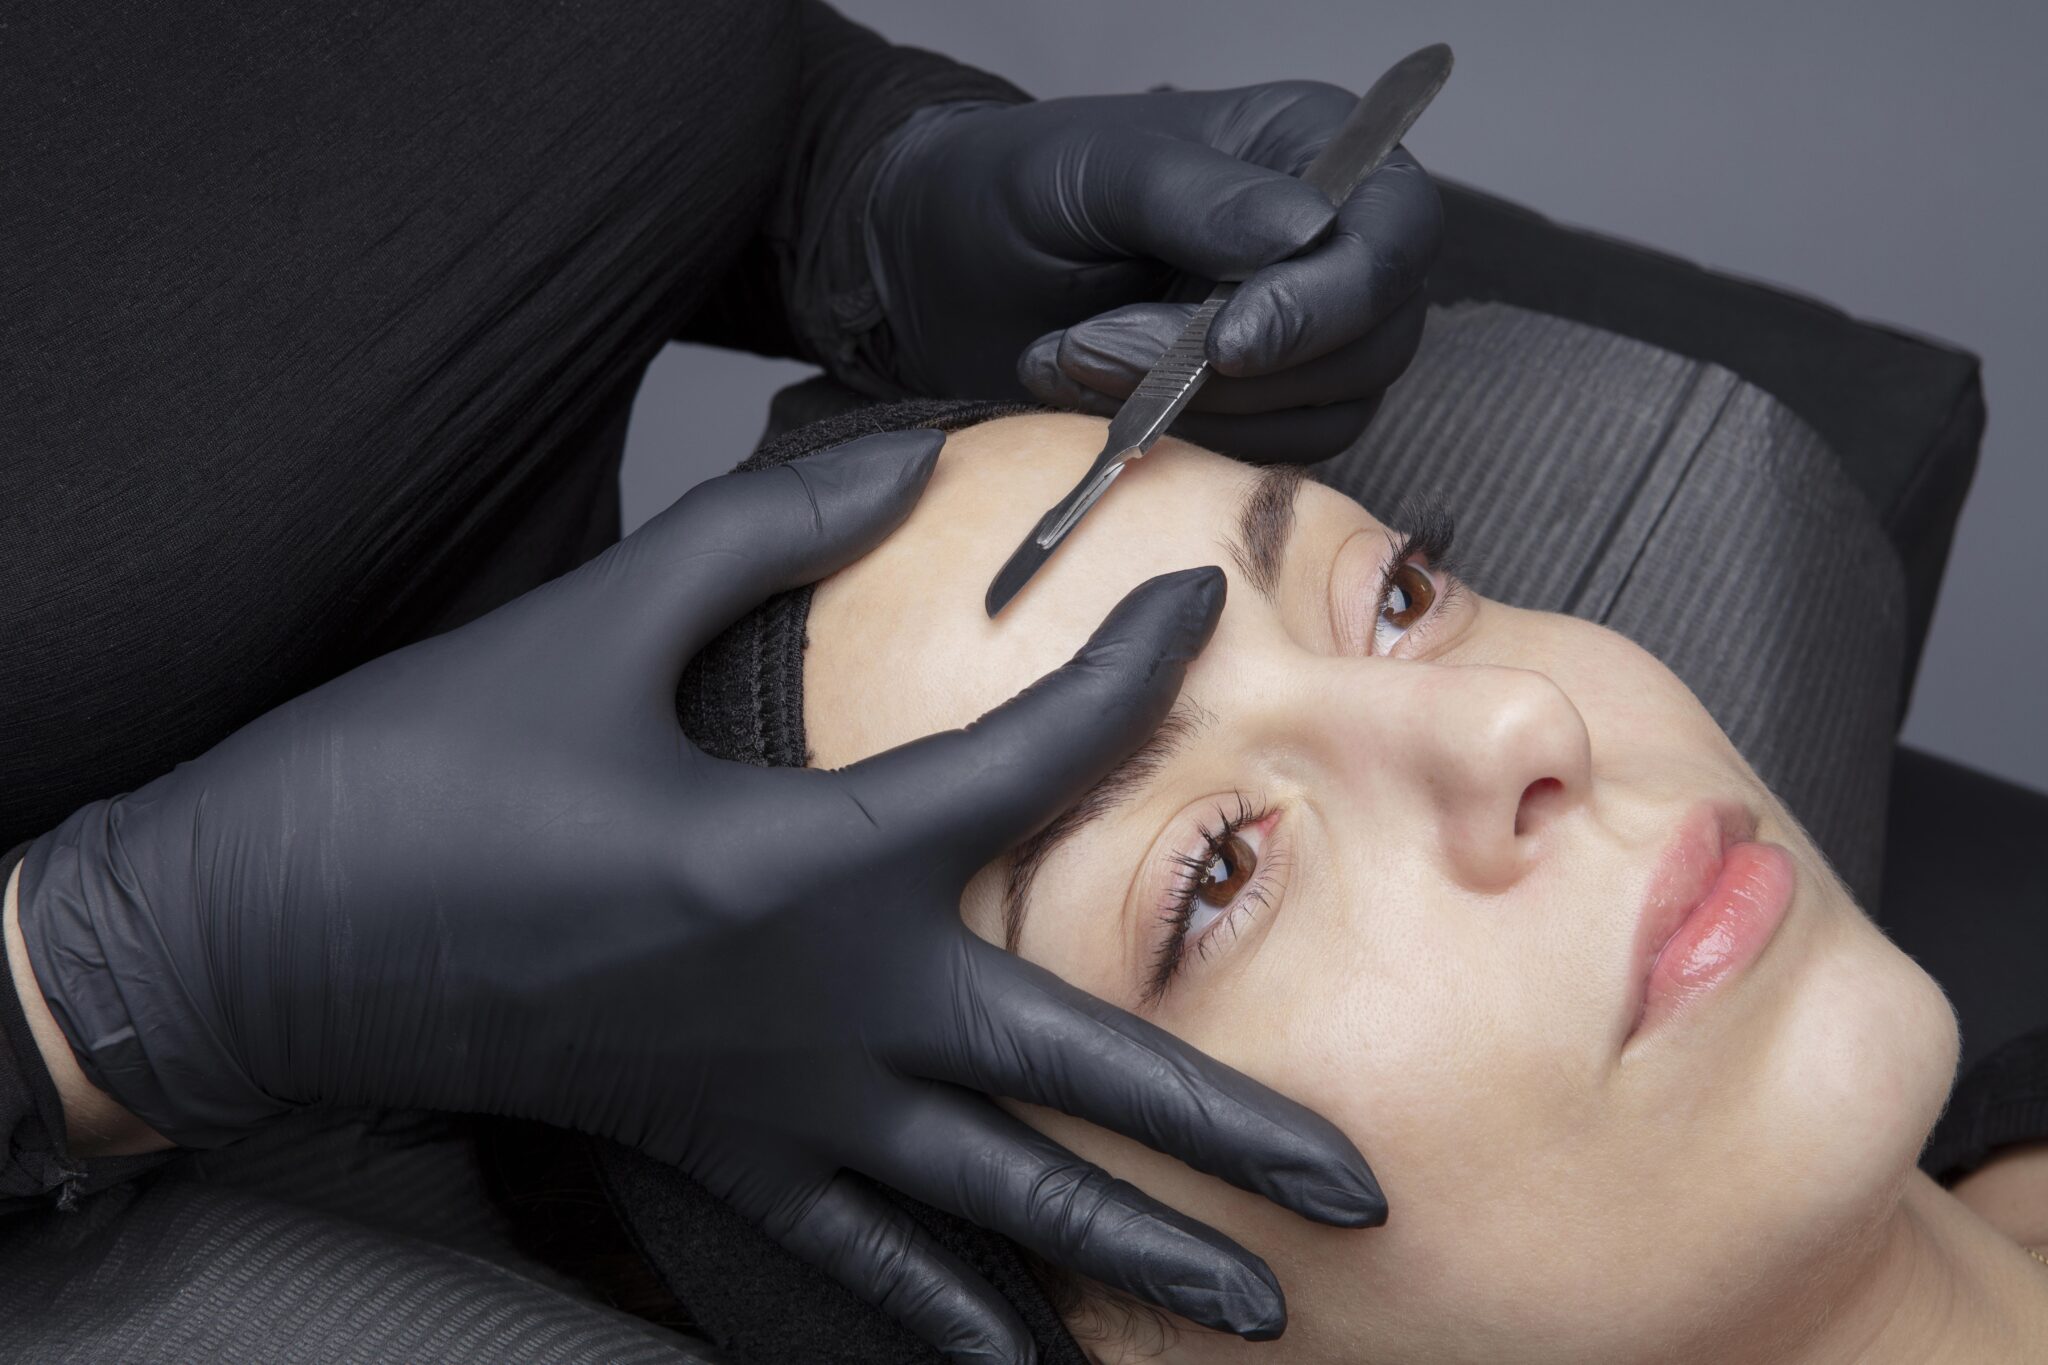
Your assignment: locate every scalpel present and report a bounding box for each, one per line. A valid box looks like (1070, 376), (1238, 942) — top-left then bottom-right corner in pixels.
(984, 42), (1454, 618)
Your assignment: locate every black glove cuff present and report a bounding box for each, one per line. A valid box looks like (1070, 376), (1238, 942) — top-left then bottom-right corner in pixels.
(18, 801), (289, 1147)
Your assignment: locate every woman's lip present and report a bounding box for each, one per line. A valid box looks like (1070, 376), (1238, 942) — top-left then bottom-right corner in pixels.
(1623, 800), (1771, 1042)
(1636, 841), (1795, 1036)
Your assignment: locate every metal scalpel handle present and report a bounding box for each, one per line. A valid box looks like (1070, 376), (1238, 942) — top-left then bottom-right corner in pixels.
(986, 42), (1455, 616)
(1036, 292), (1233, 548)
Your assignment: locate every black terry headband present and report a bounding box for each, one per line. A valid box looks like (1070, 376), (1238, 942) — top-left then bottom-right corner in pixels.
(592, 395), (1097, 1365)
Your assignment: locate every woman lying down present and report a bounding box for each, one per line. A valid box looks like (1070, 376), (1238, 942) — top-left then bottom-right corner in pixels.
(633, 399), (2048, 1363)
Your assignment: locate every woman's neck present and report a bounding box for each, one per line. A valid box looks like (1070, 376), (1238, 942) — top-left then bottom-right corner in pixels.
(1779, 1169), (2048, 1364)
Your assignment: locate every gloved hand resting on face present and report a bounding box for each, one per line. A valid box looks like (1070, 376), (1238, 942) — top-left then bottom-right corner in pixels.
(15, 429), (1385, 1364)
(863, 82), (1442, 462)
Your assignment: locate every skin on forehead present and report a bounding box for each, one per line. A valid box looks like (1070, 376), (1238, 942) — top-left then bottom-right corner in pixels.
(806, 411), (1365, 767)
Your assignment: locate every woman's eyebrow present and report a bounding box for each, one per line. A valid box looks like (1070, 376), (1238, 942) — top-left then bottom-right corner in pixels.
(1000, 700), (1216, 952)
(1224, 462), (1307, 602)
(993, 466), (1293, 954)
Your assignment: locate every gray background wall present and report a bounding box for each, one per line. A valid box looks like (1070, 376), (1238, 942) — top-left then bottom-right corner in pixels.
(619, 0), (2048, 793)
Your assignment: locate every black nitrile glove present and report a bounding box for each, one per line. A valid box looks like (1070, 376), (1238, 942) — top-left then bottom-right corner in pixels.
(863, 82), (1442, 462)
(18, 429), (1384, 1362)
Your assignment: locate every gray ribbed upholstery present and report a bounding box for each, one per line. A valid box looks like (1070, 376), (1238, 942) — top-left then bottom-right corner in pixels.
(1322, 303), (1904, 905)
(0, 1110), (727, 1363)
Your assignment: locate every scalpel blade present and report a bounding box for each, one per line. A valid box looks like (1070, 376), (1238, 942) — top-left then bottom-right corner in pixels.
(984, 42), (1454, 619)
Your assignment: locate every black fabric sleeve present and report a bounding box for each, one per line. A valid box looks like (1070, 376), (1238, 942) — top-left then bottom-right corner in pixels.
(675, 1), (1028, 394)
(0, 841), (172, 1213)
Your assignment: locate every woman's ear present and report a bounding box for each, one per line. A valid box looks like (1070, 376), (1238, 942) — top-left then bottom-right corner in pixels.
(1045, 1263), (1183, 1363)
(1004, 1239), (1175, 1362)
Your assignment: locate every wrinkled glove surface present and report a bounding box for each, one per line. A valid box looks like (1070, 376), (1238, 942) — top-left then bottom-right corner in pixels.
(19, 430), (1384, 1362)
(866, 82), (1442, 462)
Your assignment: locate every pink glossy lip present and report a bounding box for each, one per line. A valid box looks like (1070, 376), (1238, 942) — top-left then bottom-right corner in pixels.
(1624, 800), (1794, 1042)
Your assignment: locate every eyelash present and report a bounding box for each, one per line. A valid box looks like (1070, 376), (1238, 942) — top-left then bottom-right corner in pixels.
(1143, 792), (1282, 1006)
(1138, 504), (1466, 1005)
(1370, 497), (1467, 657)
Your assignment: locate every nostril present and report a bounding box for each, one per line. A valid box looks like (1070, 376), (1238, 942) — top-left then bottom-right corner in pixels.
(1514, 777), (1566, 838)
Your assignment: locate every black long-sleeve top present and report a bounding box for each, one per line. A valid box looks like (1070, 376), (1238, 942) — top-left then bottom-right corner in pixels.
(1, 0), (1025, 1207)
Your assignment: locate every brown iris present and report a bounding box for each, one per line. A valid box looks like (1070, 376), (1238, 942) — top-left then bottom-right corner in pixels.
(1197, 833), (1257, 908)
(1382, 561), (1437, 629)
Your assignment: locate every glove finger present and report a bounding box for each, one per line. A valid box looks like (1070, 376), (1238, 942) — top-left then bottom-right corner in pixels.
(1058, 126), (1338, 281)
(908, 936), (1386, 1230)
(585, 429), (943, 683)
(869, 1087), (1287, 1341)
(1021, 289), (1426, 415)
(762, 1169), (1038, 1365)
(1208, 147), (1442, 377)
(832, 567), (1224, 876)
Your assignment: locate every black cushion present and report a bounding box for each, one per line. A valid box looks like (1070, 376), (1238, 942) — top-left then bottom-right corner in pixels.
(1881, 747), (2048, 1079)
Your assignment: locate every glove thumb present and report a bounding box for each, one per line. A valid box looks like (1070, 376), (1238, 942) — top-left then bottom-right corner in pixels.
(576, 429), (944, 683)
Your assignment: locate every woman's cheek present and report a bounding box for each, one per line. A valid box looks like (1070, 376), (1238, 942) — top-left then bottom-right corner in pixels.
(1558, 620), (1739, 766)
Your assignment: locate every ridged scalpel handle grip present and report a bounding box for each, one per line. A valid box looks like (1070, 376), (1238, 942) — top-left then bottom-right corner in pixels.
(1104, 286), (1236, 454)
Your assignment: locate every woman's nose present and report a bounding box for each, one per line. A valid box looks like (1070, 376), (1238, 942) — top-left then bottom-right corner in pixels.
(1322, 661), (1594, 892)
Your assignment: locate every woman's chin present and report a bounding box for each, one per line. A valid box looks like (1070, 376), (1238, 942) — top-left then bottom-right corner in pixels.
(1756, 905), (1960, 1224)
(1609, 913), (1963, 1365)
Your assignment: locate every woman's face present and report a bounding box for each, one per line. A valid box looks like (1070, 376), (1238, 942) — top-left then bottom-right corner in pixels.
(802, 413), (1959, 1365)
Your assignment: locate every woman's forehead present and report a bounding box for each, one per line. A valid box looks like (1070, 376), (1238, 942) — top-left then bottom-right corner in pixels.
(921, 413), (1379, 617)
(803, 414), (1377, 769)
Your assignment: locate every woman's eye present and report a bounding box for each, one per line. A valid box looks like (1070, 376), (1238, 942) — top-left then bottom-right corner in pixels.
(1145, 802), (1282, 1004)
(1196, 832), (1256, 908)
(1374, 560), (1440, 653)
(1183, 828), (1260, 942)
